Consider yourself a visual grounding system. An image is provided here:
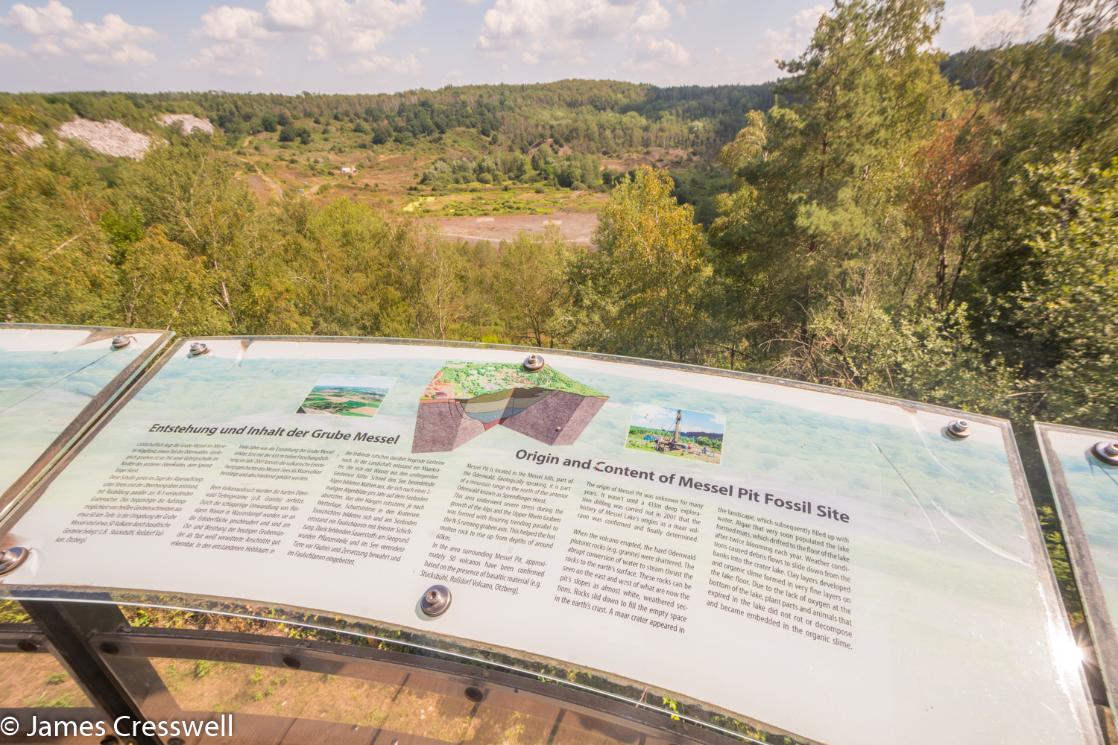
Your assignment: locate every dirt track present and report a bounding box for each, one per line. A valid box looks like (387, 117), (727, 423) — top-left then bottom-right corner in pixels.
(431, 211), (598, 246)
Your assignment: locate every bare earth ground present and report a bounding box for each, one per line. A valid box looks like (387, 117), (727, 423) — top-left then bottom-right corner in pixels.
(601, 146), (691, 172)
(230, 133), (626, 247)
(430, 211), (599, 246)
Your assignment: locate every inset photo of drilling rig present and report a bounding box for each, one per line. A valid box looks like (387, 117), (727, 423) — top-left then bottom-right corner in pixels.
(625, 404), (725, 464)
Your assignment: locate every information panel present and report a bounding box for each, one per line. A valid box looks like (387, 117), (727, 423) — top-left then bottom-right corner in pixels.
(1037, 422), (1118, 719)
(0, 325), (169, 522)
(0, 339), (1100, 744)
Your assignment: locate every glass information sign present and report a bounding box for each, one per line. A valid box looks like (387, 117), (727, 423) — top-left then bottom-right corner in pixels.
(0, 338), (1100, 744)
(0, 324), (170, 524)
(1037, 422), (1118, 720)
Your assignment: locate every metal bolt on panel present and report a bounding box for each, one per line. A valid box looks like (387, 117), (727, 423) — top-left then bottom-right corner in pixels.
(1092, 440), (1118, 466)
(945, 419), (971, 439)
(0, 547), (30, 577)
(420, 585), (452, 617)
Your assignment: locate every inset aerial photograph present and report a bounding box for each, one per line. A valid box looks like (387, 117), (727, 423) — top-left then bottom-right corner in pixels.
(626, 405), (725, 464)
(296, 374), (394, 418)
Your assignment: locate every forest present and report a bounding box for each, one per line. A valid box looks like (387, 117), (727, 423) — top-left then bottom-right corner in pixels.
(0, 79), (773, 155)
(0, 0), (1114, 440)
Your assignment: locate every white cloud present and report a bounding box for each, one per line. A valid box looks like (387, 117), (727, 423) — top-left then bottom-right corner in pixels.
(193, 0), (425, 75)
(714, 3), (824, 83)
(938, 0), (1057, 50)
(198, 5), (273, 42)
(5, 0), (72, 34)
(478, 0), (688, 71)
(478, 0), (636, 52)
(263, 0), (423, 54)
(266, 0), (320, 29)
(760, 4), (825, 65)
(190, 41), (266, 77)
(192, 6), (273, 75)
(670, 0), (702, 15)
(631, 403), (669, 428)
(628, 35), (689, 69)
(340, 52), (420, 73)
(505, 35), (589, 65)
(2, 0), (159, 65)
(634, 0), (670, 32)
(0, 41), (27, 58)
(89, 43), (155, 66)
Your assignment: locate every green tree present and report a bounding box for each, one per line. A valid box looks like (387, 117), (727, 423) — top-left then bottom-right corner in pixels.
(0, 146), (116, 324)
(289, 198), (415, 337)
(413, 238), (474, 340)
(801, 293), (1018, 413)
(117, 138), (303, 334)
(117, 228), (227, 334)
(492, 228), (575, 346)
(570, 167), (711, 362)
(992, 157), (1118, 427)
(711, 0), (959, 378)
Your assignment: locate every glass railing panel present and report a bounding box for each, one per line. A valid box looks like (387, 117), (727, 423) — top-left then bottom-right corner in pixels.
(0, 323), (171, 524)
(1038, 422), (1118, 722)
(91, 611), (735, 745)
(0, 337), (1100, 744)
(0, 648), (90, 709)
(0, 621), (107, 742)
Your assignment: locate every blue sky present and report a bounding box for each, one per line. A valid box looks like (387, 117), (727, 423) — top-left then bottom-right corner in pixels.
(0, 0), (1058, 93)
(631, 404), (724, 434)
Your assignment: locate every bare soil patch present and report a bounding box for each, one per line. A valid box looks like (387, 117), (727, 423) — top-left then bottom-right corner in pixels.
(431, 211), (599, 246)
(602, 147), (693, 172)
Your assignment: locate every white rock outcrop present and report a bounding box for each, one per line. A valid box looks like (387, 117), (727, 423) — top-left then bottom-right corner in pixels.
(56, 118), (151, 159)
(1, 124), (45, 151)
(158, 113), (215, 135)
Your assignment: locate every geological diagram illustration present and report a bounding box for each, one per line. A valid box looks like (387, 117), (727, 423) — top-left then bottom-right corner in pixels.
(412, 358), (607, 453)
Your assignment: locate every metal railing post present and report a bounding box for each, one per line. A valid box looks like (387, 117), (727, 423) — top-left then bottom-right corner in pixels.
(20, 600), (163, 745)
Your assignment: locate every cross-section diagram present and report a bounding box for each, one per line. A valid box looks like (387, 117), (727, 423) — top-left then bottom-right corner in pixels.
(412, 360), (608, 452)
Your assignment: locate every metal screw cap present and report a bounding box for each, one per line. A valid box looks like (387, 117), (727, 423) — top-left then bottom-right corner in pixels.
(420, 584), (452, 617)
(523, 354), (545, 372)
(945, 419), (971, 439)
(188, 341), (210, 358)
(0, 546), (30, 577)
(1092, 441), (1118, 466)
(110, 335), (131, 350)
